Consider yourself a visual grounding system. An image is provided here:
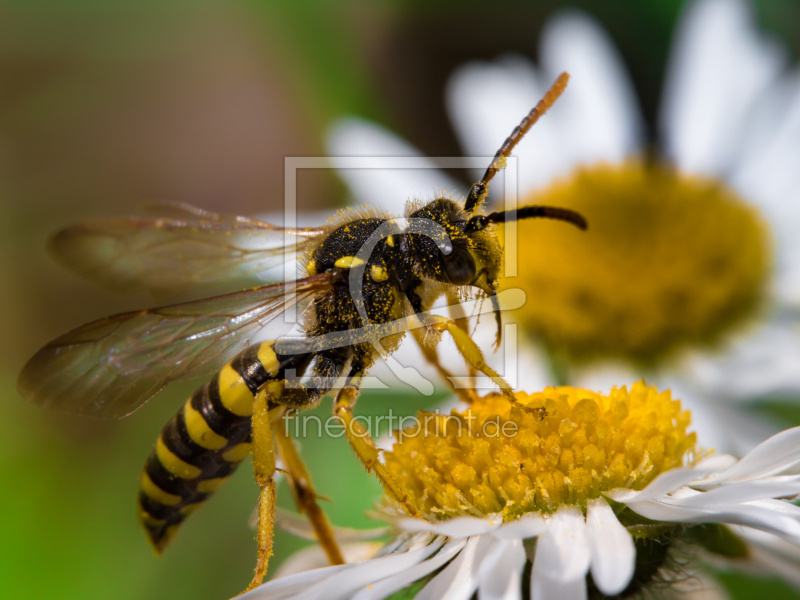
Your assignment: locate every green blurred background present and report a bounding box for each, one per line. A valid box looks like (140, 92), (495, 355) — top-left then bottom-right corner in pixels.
(2, 2), (799, 599)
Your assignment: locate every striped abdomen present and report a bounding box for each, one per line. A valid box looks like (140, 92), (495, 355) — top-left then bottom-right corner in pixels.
(138, 342), (286, 553)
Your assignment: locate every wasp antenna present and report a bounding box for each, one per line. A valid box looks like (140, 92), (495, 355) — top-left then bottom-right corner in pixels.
(465, 204), (586, 233)
(464, 72), (570, 214)
(487, 205), (587, 230)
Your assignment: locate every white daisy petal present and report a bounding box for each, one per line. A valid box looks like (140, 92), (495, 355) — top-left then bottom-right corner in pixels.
(571, 362), (641, 396)
(746, 539), (800, 590)
(240, 563), (356, 600)
(696, 426), (800, 486)
(607, 467), (719, 504)
(625, 498), (800, 543)
(372, 531), (431, 559)
(416, 534), (498, 600)
(539, 10), (644, 164)
(732, 71), (800, 206)
(733, 526), (800, 587)
(661, 0), (784, 175)
(730, 70), (800, 304)
(533, 506), (590, 583)
(325, 117), (464, 212)
(531, 570), (588, 600)
(773, 229), (800, 306)
(275, 508), (390, 542)
(679, 476), (800, 506)
(493, 513), (547, 540)
(282, 536), (445, 600)
(396, 515), (502, 538)
(695, 454), (741, 472)
(272, 542), (384, 580)
(586, 498), (635, 596)
(658, 375), (781, 456)
(606, 452), (738, 504)
(477, 539), (526, 600)
(733, 71), (800, 200)
(746, 498), (800, 518)
(351, 538), (468, 600)
(446, 55), (568, 192)
(660, 0), (786, 175)
(735, 525), (800, 558)
(681, 319), (800, 404)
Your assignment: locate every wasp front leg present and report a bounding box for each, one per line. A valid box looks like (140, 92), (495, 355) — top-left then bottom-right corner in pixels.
(422, 314), (513, 397)
(332, 371), (419, 517)
(410, 289), (478, 404)
(410, 327), (474, 404)
(422, 315), (544, 419)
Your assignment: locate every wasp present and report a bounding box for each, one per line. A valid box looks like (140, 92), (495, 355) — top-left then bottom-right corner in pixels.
(18, 72), (585, 592)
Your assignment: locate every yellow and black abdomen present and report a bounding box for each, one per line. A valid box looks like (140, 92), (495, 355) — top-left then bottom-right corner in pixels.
(137, 342), (284, 553)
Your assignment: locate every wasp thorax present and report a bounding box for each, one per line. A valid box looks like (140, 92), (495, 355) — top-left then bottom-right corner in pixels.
(500, 161), (769, 363)
(383, 382), (696, 520)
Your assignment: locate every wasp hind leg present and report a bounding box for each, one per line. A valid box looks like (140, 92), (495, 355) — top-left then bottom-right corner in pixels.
(243, 351), (347, 592)
(243, 390), (279, 593)
(273, 422), (345, 566)
(332, 369), (419, 517)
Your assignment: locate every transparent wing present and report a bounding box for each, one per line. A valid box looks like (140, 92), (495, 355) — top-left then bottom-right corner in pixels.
(18, 274), (331, 419)
(48, 202), (330, 297)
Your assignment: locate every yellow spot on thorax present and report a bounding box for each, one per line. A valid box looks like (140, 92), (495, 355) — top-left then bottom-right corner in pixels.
(371, 265), (388, 281)
(306, 259), (317, 275)
(386, 235), (395, 247)
(383, 382), (696, 520)
(335, 256), (365, 269)
(500, 161), (768, 363)
(265, 380), (284, 399)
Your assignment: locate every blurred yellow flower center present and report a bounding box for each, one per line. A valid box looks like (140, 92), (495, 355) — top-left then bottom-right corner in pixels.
(499, 161), (769, 363)
(384, 382), (696, 520)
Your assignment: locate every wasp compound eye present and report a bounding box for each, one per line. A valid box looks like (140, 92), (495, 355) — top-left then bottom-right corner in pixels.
(442, 246), (477, 285)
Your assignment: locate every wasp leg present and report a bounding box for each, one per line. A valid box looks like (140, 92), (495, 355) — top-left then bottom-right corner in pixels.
(412, 289), (479, 404)
(332, 372), (419, 517)
(272, 422), (345, 566)
(410, 327), (475, 404)
(447, 292), (480, 402)
(423, 314), (512, 396)
(243, 392), (279, 593)
(423, 315), (543, 418)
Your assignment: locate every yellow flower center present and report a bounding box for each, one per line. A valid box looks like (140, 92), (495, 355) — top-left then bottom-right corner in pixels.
(383, 382), (696, 520)
(499, 161), (769, 363)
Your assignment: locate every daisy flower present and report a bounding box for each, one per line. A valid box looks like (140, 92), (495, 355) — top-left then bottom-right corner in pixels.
(325, 0), (800, 455)
(243, 383), (800, 599)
